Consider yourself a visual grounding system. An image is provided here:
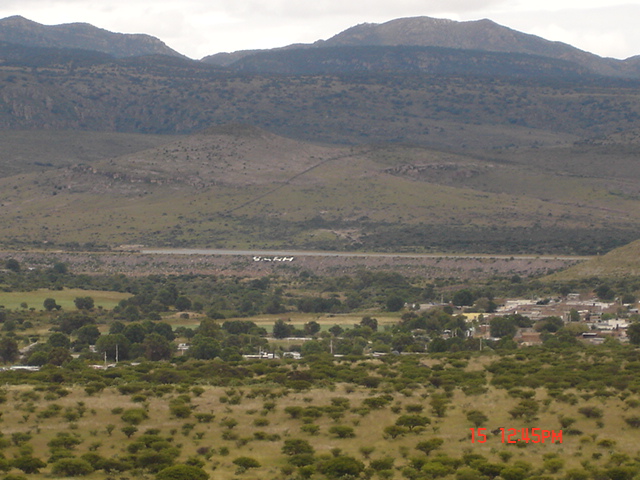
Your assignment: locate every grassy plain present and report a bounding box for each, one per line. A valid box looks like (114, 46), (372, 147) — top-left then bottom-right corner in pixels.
(1, 361), (638, 479)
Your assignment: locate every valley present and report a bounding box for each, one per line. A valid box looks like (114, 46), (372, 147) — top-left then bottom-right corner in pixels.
(1, 13), (640, 480)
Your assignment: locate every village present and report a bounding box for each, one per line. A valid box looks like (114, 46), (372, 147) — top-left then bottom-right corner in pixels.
(461, 293), (637, 346)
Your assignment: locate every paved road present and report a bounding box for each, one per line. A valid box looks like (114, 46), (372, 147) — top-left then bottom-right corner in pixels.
(140, 248), (591, 261)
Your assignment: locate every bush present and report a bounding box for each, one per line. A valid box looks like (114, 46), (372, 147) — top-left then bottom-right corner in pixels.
(156, 464), (209, 480)
(328, 425), (355, 438)
(578, 406), (603, 419)
(51, 458), (94, 476)
(121, 408), (149, 425)
(282, 439), (314, 456)
(169, 402), (192, 419)
(624, 416), (640, 428)
(12, 456), (46, 474)
(318, 456), (365, 479)
(232, 457), (261, 470)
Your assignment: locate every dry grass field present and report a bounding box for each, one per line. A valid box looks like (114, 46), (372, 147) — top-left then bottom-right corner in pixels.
(1, 365), (638, 480)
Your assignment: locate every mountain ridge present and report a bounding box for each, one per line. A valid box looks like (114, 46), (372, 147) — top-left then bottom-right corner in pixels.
(0, 15), (184, 58)
(2, 14), (639, 77)
(203, 16), (639, 78)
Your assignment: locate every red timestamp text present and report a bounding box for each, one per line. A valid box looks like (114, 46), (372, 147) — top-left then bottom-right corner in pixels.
(469, 428), (562, 444)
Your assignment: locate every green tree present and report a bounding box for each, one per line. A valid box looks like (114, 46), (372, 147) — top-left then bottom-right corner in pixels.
(318, 456), (365, 479)
(52, 262), (68, 274)
(48, 332), (71, 348)
(232, 457), (261, 470)
(490, 316), (518, 338)
(416, 438), (444, 456)
(175, 296), (192, 311)
(386, 295), (404, 312)
(95, 334), (130, 361)
(329, 425), (355, 438)
(156, 464), (209, 480)
(452, 289), (475, 307)
(509, 399), (539, 421)
(189, 335), (220, 359)
(12, 456), (46, 474)
(44, 298), (61, 311)
(51, 458), (94, 476)
(535, 316), (564, 333)
(124, 323), (147, 344)
(282, 439), (315, 456)
(0, 337), (19, 363)
(627, 322), (640, 345)
(395, 414), (431, 431)
(430, 394), (449, 417)
(273, 319), (293, 339)
(466, 409), (489, 427)
(197, 319), (222, 338)
(47, 346), (72, 366)
(304, 321), (321, 335)
(360, 316), (378, 331)
(143, 333), (173, 361)
(76, 325), (101, 345)
(74, 296), (95, 310)
(4, 259), (20, 272)
(121, 425), (138, 438)
(595, 285), (615, 301)
(121, 408), (149, 425)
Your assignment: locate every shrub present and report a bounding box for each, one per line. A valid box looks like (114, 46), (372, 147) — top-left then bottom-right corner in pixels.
(195, 413), (215, 423)
(318, 456), (365, 479)
(156, 464), (209, 480)
(466, 409), (489, 427)
(578, 406), (603, 419)
(169, 402), (192, 419)
(156, 465), (209, 480)
(328, 425), (355, 438)
(232, 457), (261, 470)
(370, 457), (395, 471)
(51, 458), (94, 476)
(416, 438), (444, 456)
(121, 408), (149, 425)
(396, 414), (431, 431)
(12, 456), (46, 474)
(624, 416), (640, 428)
(282, 439), (314, 456)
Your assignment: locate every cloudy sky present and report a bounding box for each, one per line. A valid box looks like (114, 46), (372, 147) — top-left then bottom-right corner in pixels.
(1, 0), (639, 60)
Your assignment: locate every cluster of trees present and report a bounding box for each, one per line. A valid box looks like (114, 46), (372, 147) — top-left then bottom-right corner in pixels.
(2, 258), (638, 319)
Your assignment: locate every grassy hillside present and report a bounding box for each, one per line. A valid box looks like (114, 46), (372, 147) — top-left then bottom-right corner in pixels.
(545, 239), (640, 280)
(0, 130), (179, 178)
(0, 126), (638, 254)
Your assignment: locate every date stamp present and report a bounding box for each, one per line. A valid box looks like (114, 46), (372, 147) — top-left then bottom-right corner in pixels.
(470, 428), (562, 444)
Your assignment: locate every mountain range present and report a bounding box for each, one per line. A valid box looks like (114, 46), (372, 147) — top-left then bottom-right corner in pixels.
(2, 15), (640, 78)
(1, 15), (640, 259)
(203, 16), (640, 78)
(0, 15), (182, 58)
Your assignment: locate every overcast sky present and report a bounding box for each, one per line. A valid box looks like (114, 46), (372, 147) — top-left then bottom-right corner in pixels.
(1, 1), (639, 60)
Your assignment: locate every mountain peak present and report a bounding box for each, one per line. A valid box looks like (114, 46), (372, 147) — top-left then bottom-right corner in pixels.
(0, 15), (184, 58)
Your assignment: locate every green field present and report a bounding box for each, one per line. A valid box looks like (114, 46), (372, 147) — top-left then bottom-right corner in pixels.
(0, 288), (131, 311)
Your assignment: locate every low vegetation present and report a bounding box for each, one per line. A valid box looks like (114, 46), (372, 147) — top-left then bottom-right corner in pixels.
(0, 258), (638, 479)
